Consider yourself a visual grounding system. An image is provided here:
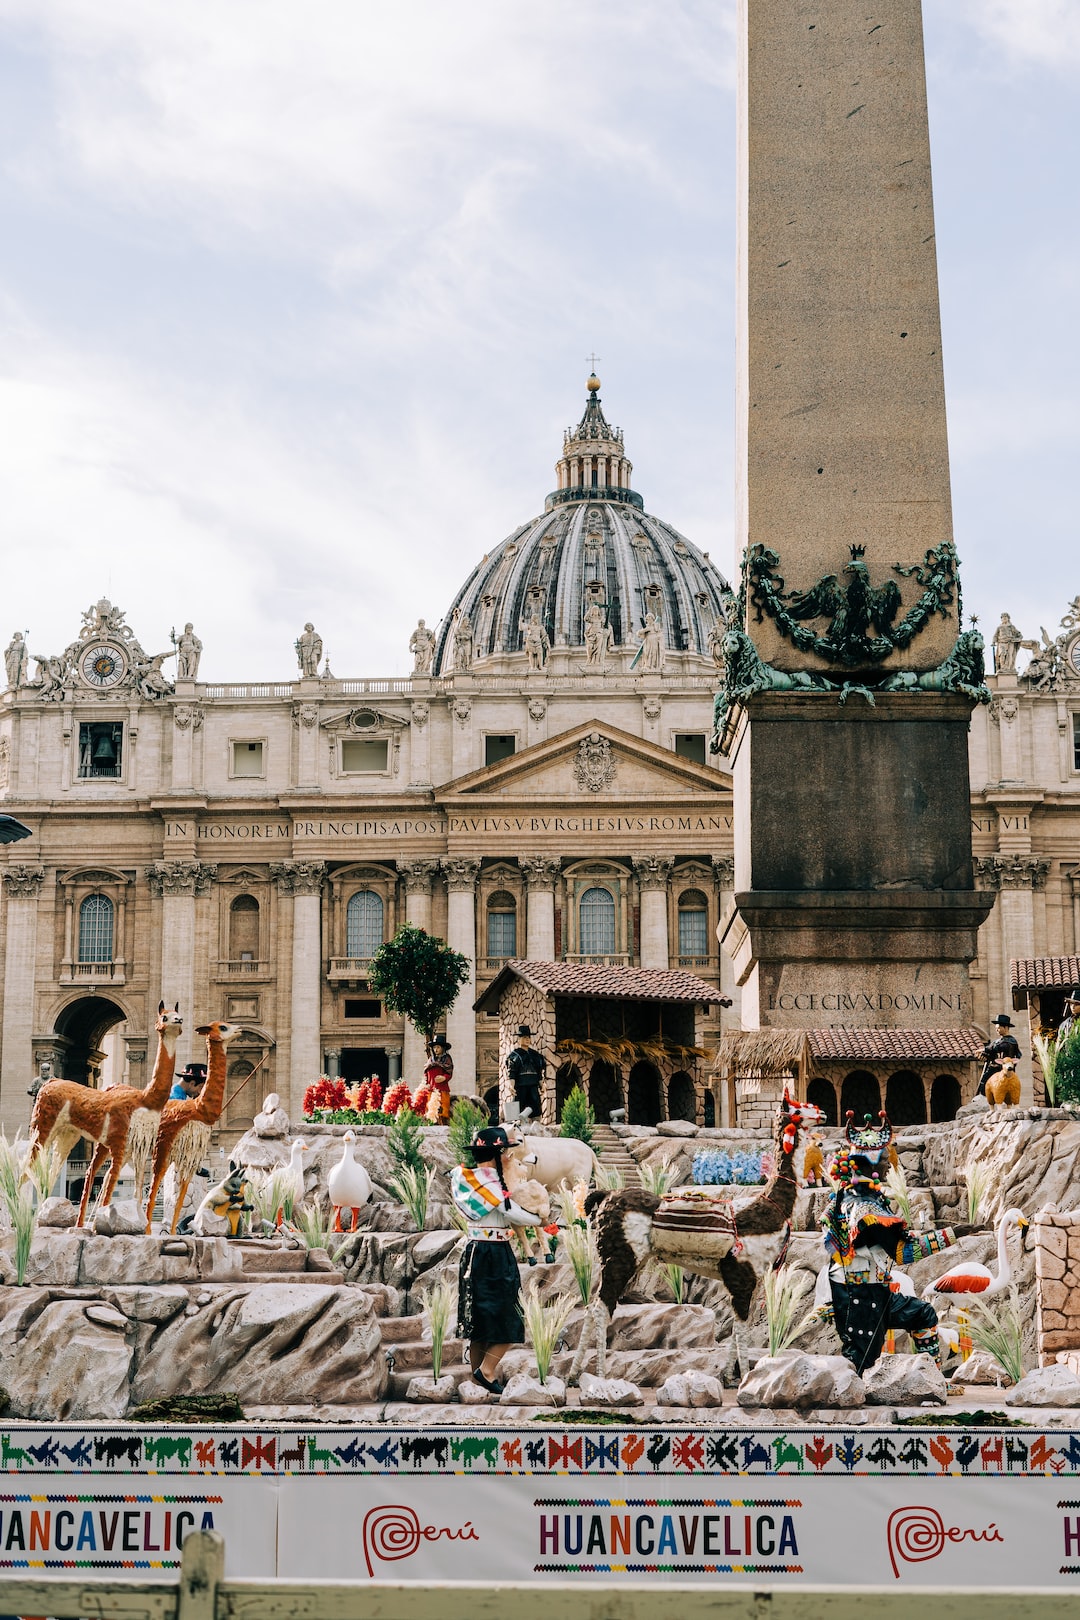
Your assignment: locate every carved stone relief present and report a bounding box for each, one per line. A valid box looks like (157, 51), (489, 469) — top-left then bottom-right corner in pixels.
(573, 733), (616, 793)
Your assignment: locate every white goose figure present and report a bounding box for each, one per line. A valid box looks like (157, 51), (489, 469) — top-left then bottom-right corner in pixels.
(328, 1129), (372, 1232)
(279, 1137), (309, 1223)
(924, 1207), (1028, 1300)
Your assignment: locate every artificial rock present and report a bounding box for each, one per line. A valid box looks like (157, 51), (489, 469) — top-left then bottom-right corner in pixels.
(737, 1350), (866, 1410)
(861, 1353), (948, 1406)
(655, 1370), (725, 1407)
(1007, 1363), (1080, 1408)
(500, 1373), (564, 1408)
(578, 1372), (644, 1407)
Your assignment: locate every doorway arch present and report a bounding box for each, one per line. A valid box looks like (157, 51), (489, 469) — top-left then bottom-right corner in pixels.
(628, 1061), (662, 1126)
(807, 1076), (838, 1125)
(667, 1070), (696, 1123)
(555, 1061), (582, 1119)
(587, 1061), (623, 1122)
(930, 1073), (962, 1122)
(840, 1069), (881, 1124)
(53, 995), (128, 1086)
(886, 1069), (926, 1126)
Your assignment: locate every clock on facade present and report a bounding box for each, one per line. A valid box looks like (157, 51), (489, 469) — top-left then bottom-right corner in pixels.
(79, 643), (128, 689)
(1068, 636), (1080, 676)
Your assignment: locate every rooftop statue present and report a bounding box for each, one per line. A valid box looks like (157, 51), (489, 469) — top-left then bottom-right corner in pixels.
(295, 623), (323, 678)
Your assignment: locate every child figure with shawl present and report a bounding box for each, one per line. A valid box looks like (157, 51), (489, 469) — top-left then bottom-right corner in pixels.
(450, 1125), (538, 1394)
(813, 1111), (973, 1371)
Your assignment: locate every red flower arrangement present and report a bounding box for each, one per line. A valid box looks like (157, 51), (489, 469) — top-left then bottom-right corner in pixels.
(367, 1078), (383, 1112)
(302, 1076), (349, 1116)
(382, 1082), (413, 1117)
(411, 1084), (432, 1117)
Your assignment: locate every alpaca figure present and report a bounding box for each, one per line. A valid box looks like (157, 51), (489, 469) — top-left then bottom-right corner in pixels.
(568, 1087), (825, 1383)
(28, 1001), (183, 1227)
(143, 1021), (242, 1233)
(501, 1145), (551, 1264)
(985, 1057), (1022, 1108)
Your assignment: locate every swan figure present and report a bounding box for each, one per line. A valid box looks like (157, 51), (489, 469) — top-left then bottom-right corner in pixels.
(923, 1207), (1028, 1299)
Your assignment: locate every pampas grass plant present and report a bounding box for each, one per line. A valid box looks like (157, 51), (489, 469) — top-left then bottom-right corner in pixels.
(761, 1264), (817, 1357)
(639, 1160), (678, 1197)
(965, 1284), (1025, 1385)
(0, 1130), (24, 1217)
(883, 1162), (915, 1228)
(247, 1166), (290, 1229)
(291, 1201), (335, 1253)
(964, 1160), (989, 1224)
(658, 1261), (685, 1304)
(523, 1283), (575, 1386)
(388, 1163), (435, 1231)
(561, 1219), (596, 1307)
(11, 1183), (37, 1286)
(419, 1277), (456, 1382)
(593, 1161), (624, 1191)
(25, 1143), (63, 1206)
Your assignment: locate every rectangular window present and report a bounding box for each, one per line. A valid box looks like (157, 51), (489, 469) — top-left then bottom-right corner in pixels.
(231, 741), (265, 777)
(487, 910), (517, 958)
(1074, 713), (1080, 772)
(341, 739), (389, 774)
(678, 907), (710, 957)
(674, 733), (707, 765)
(485, 734), (516, 766)
(78, 723), (123, 780)
(344, 998), (381, 1019)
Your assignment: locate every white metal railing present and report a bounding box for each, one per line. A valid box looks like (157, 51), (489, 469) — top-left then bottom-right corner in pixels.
(0, 1532), (1072, 1620)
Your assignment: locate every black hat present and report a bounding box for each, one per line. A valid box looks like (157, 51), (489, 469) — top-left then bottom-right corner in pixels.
(516, 1024), (533, 1037)
(431, 1034), (450, 1050)
(993, 1014), (1014, 1028)
(177, 1063), (207, 1083)
(472, 1125), (512, 1160)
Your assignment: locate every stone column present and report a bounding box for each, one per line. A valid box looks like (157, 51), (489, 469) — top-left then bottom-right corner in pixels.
(271, 861), (327, 1114)
(292, 703), (321, 790)
(633, 856), (672, 970)
(399, 859), (440, 1079)
(977, 854), (1049, 1104)
(520, 857), (561, 960)
(1, 865), (45, 1131)
(410, 701), (431, 786)
(145, 859), (218, 1070)
(443, 857), (481, 1093)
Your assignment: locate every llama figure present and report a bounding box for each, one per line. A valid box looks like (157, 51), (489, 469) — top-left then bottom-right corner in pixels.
(985, 1057), (1022, 1108)
(143, 1021), (242, 1233)
(28, 1001), (183, 1227)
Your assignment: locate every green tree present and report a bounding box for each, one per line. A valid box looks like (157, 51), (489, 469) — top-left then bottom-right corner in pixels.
(559, 1084), (595, 1147)
(368, 924), (470, 1054)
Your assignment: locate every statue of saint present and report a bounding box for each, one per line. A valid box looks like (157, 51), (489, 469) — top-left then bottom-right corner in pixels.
(636, 610), (665, 674)
(4, 632), (28, 690)
(583, 602), (614, 670)
(991, 612), (1025, 675)
(296, 622), (323, 678)
(453, 612), (474, 673)
(174, 623), (203, 680)
(707, 616), (727, 669)
(409, 618), (435, 674)
(520, 607), (549, 671)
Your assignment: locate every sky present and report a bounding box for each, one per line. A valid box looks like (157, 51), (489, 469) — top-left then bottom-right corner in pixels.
(0, 0), (1076, 682)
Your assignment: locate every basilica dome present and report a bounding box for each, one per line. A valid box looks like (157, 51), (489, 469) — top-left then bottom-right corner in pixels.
(431, 380), (731, 675)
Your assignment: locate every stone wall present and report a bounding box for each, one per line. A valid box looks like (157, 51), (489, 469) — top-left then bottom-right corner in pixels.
(1035, 1209), (1080, 1368)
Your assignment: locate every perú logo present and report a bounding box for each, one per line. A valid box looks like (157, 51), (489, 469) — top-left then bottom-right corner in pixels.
(887, 1507), (1003, 1579)
(362, 1505), (479, 1578)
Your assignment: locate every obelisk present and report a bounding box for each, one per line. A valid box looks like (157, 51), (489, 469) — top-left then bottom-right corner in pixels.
(722, 0), (994, 1031)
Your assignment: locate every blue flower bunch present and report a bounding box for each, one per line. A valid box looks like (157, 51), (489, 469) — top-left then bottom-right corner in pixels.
(692, 1148), (768, 1186)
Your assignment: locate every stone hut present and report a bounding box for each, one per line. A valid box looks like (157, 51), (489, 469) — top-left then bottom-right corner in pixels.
(714, 1026), (983, 1129)
(473, 960), (729, 1126)
(1012, 954), (1080, 1102)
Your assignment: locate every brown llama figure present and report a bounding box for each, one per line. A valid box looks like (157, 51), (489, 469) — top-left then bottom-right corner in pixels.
(567, 1087), (826, 1384)
(143, 1021), (242, 1233)
(985, 1056), (1021, 1108)
(28, 1001), (183, 1227)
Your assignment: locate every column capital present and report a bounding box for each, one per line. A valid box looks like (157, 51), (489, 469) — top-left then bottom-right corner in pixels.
(271, 859), (327, 896)
(712, 854), (735, 890)
(519, 856), (562, 890)
(442, 856), (481, 892)
(145, 859), (217, 897)
(399, 856), (440, 895)
(2, 864), (45, 898)
(632, 855), (673, 891)
(976, 853), (1050, 892)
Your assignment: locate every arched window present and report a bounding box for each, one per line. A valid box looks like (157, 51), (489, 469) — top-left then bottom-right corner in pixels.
(78, 894), (114, 963)
(346, 890), (384, 959)
(229, 894), (260, 962)
(677, 889), (710, 958)
(486, 890), (517, 959)
(579, 886), (615, 956)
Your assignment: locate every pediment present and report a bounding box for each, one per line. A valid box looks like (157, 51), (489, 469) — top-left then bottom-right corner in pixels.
(442, 721), (730, 803)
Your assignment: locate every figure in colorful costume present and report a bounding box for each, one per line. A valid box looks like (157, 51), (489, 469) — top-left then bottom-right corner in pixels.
(814, 1111), (969, 1371)
(423, 1036), (454, 1123)
(450, 1125), (538, 1394)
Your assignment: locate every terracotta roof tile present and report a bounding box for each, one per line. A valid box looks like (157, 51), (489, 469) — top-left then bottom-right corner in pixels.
(806, 1027), (985, 1063)
(1011, 956), (1080, 992)
(476, 959), (728, 1009)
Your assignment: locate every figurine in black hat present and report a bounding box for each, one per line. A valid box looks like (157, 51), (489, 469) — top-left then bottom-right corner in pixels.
(423, 1034), (454, 1123)
(507, 1025), (545, 1120)
(977, 1014), (1022, 1097)
(170, 1062), (208, 1101)
(449, 1124), (540, 1393)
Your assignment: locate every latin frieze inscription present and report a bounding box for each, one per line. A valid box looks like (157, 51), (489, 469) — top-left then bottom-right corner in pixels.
(768, 990), (965, 1016)
(163, 811), (733, 842)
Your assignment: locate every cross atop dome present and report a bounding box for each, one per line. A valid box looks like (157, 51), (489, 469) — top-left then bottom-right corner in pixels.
(551, 375), (636, 508)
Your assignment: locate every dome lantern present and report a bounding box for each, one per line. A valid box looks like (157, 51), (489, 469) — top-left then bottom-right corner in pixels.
(548, 377), (641, 512)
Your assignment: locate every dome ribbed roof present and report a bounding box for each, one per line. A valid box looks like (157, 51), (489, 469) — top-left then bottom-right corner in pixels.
(432, 382), (731, 674)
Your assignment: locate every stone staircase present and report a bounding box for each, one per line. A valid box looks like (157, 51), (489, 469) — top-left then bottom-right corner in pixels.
(592, 1125), (641, 1187)
(381, 1312), (471, 1398)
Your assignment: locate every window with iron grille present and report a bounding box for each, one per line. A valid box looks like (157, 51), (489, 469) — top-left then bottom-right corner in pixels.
(677, 889), (710, 957)
(579, 886), (616, 955)
(486, 891), (517, 958)
(346, 890), (384, 958)
(78, 893), (115, 963)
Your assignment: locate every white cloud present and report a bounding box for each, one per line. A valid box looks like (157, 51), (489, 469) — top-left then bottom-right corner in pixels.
(947, 0), (1080, 71)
